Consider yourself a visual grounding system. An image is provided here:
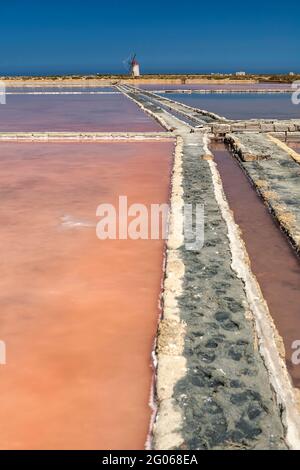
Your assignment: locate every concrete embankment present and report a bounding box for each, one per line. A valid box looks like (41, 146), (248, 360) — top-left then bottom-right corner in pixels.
(210, 121), (300, 137)
(0, 131), (171, 142)
(155, 132), (287, 449)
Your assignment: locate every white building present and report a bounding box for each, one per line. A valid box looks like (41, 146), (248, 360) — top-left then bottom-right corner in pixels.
(132, 61), (140, 77)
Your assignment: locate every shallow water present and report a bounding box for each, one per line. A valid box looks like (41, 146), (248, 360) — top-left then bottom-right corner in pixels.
(0, 94), (162, 132)
(212, 143), (300, 388)
(162, 93), (300, 120)
(6, 86), (115, 93)
(0, 141), (173, 449)
(140, 83), (292, 91)
(288, 142), (300, 154)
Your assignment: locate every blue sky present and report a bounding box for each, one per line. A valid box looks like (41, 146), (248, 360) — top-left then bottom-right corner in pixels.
(1, 0), (299, 75)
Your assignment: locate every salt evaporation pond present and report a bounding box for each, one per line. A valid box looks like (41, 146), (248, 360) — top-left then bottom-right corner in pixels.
(140, 83), (292, 91)
(0, 94), (162, 132)
(159, 93), (300, 120)
(6, 86), (115, 93)
(0, 141), (173, 449)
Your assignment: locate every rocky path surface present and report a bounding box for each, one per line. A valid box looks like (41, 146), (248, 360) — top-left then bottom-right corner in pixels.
(167, 134), (286, 449)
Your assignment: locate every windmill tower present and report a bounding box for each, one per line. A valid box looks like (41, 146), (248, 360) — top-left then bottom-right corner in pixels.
(129, 54), (140, 77)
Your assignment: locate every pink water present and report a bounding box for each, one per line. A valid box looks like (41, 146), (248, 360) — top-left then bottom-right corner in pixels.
(0, 94), (162, 132)
(288, 142), (300, 154)
(0, 141), (173, 449)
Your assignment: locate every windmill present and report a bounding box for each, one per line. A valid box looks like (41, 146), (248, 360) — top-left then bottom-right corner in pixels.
(128, 53), (140, 77)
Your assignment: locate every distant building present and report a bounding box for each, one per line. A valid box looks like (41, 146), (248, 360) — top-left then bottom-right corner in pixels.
(236, 71), (246, 76)
(132, 61), (140, 77)
(130, 54), (140, 77)
(289, 72), (295, 76)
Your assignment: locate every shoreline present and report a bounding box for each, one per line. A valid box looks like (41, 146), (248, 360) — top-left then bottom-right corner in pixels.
(0, 78), (261, 87)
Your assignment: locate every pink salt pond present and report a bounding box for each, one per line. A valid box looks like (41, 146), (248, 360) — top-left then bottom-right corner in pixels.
(0, 94), (162, 132)
(0, 141), (173, 449)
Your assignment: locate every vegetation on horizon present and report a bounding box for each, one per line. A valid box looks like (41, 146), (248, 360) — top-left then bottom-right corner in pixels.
(1, 73), (299, 83)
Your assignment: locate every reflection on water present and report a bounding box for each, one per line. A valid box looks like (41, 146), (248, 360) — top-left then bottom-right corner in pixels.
(0, 94), (162, 132)
(0, 142), (172, 449)
(162, 93), (300, 120)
